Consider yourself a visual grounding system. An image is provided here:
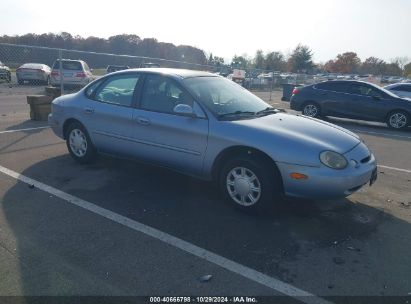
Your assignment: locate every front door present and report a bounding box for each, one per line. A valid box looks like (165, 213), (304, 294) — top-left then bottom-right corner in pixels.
(131, 74), (209, 176)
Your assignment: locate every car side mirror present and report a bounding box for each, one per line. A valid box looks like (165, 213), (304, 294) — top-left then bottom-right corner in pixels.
(173, 104), (195, 117)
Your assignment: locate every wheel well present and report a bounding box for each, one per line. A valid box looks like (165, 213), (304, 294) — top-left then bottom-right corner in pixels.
(386, 109), (410, 120)
(211, 146), (284, 193)
(62, 118), (81, 139)
(303, 100), (320, 107)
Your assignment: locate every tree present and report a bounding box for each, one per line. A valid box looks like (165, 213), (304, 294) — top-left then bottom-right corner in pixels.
(360, 57), (386, 75)
(391, 56), (410, 72)
(254, 50), (265, 70)
(404, 62), (411, 77)
(287, 44), (314, 73)
(231, 55), (249, 69)
(383, 62), (402, 76)
(327, 52), (361, 74)
(264, 51), (285, 71)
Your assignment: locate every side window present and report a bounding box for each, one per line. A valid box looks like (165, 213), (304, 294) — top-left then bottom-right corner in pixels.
(350, 84), (384, 98)
(332, 83), (350, 93)
(85, 79), (103, 98)
(94, 74), (139, 107)
(350, 84), (371, 96)
(314, 82), (335, 91)
(140, 75), (194, 114)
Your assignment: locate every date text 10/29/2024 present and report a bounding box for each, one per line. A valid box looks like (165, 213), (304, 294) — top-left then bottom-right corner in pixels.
(150, 297), (258, 303)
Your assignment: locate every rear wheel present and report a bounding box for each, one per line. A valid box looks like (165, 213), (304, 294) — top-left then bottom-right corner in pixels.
(386, 111), (409, 129)
(17, 78), (24, 85)
(65, 122), (97, 163)
(219, 156), (280, 212)
(302, 102), (321, 118)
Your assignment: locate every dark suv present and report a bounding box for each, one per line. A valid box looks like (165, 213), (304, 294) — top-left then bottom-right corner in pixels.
(290, 80), (411, 129)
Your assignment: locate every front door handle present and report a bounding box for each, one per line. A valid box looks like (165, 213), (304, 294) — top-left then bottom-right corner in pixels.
(136, 117), (150, 126)
(84, 108), (94, 114)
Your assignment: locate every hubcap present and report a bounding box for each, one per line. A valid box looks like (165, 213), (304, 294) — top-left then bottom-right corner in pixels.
(226, 167), (261, 206)
(303, 104), (318, 117)
(69, 129), (88, 157)
(389, 113), (407, 129)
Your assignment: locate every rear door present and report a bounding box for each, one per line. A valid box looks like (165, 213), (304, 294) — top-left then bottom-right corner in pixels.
(131, 74), (209, 176)
(81, 73), (142, 156)
(313, 82), (352, 117)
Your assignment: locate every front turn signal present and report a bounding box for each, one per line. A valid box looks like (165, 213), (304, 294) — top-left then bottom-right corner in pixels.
(290, 172), (308, 180)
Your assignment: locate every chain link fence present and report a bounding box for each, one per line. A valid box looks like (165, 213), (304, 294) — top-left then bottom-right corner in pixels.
(0, 43), (317, 95)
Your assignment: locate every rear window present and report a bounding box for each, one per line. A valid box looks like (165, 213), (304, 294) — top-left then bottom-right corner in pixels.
(53, 61), (83, 71)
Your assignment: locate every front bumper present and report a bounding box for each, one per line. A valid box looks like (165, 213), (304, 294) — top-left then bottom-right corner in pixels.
(277, 143), (377, 200)
(48, 112), (64, 139)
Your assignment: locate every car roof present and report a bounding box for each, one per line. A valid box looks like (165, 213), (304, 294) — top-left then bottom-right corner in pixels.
(385, 83), (411, 88)
(116, 68), (217, 79)
(21, 63), (47, 69)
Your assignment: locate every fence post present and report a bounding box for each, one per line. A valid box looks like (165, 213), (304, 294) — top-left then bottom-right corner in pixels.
(269, 71), (273, 101)
(59, 49), (64, 95)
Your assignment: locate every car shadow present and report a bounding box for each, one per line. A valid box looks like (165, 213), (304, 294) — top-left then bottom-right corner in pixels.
(2, 154), (411, 297)
(0, 120), (58, 155)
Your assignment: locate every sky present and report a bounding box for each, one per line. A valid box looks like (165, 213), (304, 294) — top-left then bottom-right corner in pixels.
(1, 0), (410, 63)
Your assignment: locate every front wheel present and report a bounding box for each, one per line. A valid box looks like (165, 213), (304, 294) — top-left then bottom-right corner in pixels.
(302, 102), (321, 118)
(219, 156), (280, 212)
(386, 111), (409, 129)
(66, 122), (97, 163)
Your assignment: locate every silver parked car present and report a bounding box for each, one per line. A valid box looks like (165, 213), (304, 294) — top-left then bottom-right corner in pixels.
(49, 69), (377, 211)
(16, 63), (51, 85)
(50, 59), (94, 87)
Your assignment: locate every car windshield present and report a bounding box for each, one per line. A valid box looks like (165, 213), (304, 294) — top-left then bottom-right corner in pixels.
(183, 76), (273, 119)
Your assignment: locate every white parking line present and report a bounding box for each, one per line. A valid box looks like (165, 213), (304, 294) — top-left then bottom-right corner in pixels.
(378, 165), (411, 174)
(0, 164), (331, 304)
(349, 129), (411, 140)
(0, 126), (50, 134)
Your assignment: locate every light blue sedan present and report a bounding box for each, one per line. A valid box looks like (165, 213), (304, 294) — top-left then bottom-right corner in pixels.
(49, 68), (377, 211)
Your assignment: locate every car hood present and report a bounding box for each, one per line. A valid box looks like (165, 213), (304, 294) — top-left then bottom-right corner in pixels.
(232, 113), (361, 154)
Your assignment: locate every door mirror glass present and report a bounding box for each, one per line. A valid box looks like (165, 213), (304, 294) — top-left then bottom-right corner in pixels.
(173, 104), (195, 117)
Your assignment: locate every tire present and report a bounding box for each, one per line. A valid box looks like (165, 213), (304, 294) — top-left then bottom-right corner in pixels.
(302, 102), (321, 118)
(386, 110), (409, 130)
(65, 122), (97, 163)
(17, 79), (24, 85)
(219, 156), (280, 212)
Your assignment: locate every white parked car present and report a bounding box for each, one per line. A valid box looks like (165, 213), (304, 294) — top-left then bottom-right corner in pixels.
(16, 63), (51, 85)
(384, 83), (411, 99)
(50, 59), (94, 87)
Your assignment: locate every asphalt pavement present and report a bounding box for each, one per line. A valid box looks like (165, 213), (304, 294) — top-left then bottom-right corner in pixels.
(0, 83), (410, 304)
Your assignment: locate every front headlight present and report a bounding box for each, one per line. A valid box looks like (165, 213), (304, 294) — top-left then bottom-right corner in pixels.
(320, 151), (348, 170)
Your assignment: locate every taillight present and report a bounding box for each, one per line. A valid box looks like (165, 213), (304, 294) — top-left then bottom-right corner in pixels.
(292, 88), (300, 95)
(76, 72), (86, 78)
(51, 71), (59, 76)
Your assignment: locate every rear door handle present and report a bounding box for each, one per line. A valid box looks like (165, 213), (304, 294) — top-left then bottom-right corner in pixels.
(136, 117), (150, 126)
(84, 108), (94, 114)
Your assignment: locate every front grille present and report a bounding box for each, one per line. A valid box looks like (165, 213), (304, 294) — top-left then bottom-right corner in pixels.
(361, 155), (371, 163)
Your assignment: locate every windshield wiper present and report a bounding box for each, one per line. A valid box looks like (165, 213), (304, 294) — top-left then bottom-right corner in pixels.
(218, 111), (256, 119)
(255, 107), (278, 116)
